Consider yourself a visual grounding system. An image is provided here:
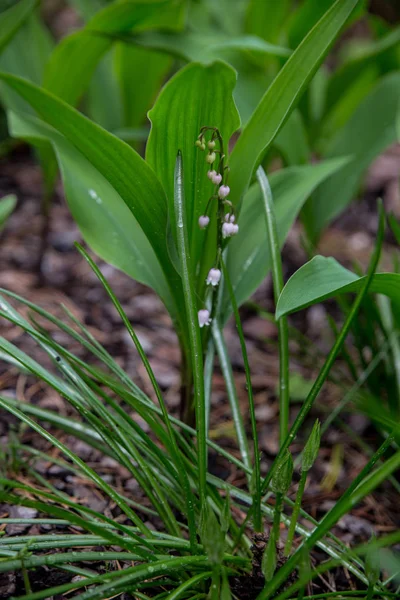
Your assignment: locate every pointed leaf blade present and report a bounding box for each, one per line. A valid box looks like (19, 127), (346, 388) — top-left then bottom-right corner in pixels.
(276, 255), (400, 319)
(228, 0), (360, 206)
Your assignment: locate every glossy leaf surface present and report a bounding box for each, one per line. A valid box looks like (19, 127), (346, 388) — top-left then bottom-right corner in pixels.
(146, 61), (240, 286)
(9, 111), (173, 312)
(228, 0), (360, 207)
(0, 72), (187, 329)
(223, 158), (348, 320)
(0, 0), (37, 55)
(44, 0), (185, 106)
(276, 255), (400, 319)
(305, 72), (400, 237)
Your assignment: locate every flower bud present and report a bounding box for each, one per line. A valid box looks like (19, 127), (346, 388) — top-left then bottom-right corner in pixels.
(198, 309), (212, 328)
(218, 185), (230, 199)
(206, 152), (216, 164)
(208, 140), (216, 150)
(302, 420), (321, 472)
(206, 268), (221, 287)
(271, 450), (293, 495)
(195, 139), (203, 148)
(198, 215), (210, 229)
(207, 170), (217, 181)
(211, 172), (222, 185)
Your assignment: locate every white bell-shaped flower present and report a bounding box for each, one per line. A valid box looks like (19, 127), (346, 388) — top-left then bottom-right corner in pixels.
(206, 268), (221, 287)
(198, 309), (212, 328)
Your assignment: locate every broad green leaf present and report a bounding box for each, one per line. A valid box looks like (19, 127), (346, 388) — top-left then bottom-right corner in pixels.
(273, 110), (310, 165)
(0, 11), (53, 111)
(86, 49), (124, 132)
(318, 64), (378, 146)
(0, 72), (186, 326)
(326, 22), (400, 113)
(128, 30), (290, 63)
(9, 111), (173, 313)
(245, 0), (291, 45)
(276, 255), (400, 319)
(127, 30), (287, 126)
(305, 72), (400, 238)
(0, 11), (56, 198)
(43, 0), (185, 106)
(115, 43), (172, 128)
(288, 0), (337, 48)
(0, 194), (16, 230)
(0, 0), (37, 56)
(223, 158), (348, 320)
(228, 0), (360, 207)
(146, 61), (240, 288)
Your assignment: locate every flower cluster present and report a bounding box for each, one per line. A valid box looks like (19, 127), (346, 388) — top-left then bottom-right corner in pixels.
(195, 127), (239, 327)
(207, 170), (222, 185)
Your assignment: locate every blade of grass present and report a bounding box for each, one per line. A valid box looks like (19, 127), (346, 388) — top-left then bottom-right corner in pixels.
(1, 310), (184, 536)
(204, 336), (215, 434)
(0, 476), (160, 544)
(0, 290), (250, 478)
(220, 257), (262, 531)
(0, 551), (171, 574)
(272, 531), (400, 600)
(0, 396), (152, 536)
(235, 200), (385, 548)
(257, 166), (289, 446)
(173, 151), (207, 508)
(229, 0), (360, 206)
(10, 556), (208, 600)
(208, 473), (370, 586)
(212, 321), (251, 474)
(0, 489), (152, 557)
(0, 289), (153, 407)
(74, 243), (198, 549)
(0, 0), (38, 55)
(262, 200), (386, 494)
(165, 572), (213, 600)
(259, 432), (399, 599)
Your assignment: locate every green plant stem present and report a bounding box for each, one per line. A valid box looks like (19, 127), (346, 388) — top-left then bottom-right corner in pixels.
(204, 336), (215, 433)
(366, 584), (374, 600)
(236, 201), (386, 560)
(286, 594), (398, 600)
(264, 492), (283, 581)
(21, 558), (32, 595)
(0, 398), (153, 539)
(174, 152), (207, 508)
(261, 201), (386, 495)
(212, 321), (251, 474)
(284, 470), (307, 556)
(259, 431), (398, 600)
(257, 166), (289, 446)
(75, 244), (198, 550)
(221, 257), (262, 530)
(166, 572), (213, 600)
